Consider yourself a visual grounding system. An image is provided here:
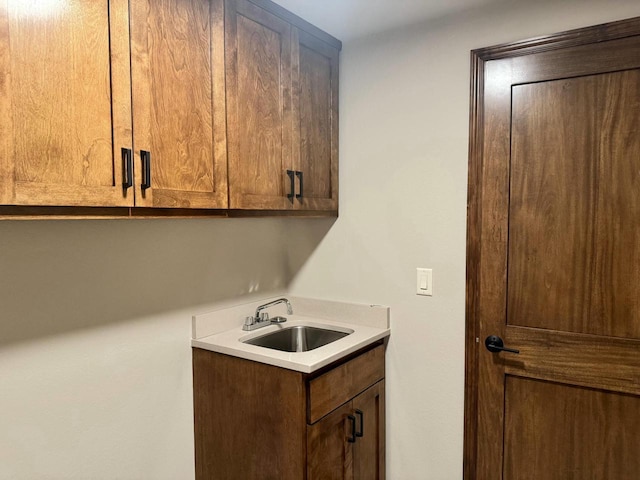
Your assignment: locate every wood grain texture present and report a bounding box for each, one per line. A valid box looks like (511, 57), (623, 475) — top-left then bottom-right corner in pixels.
(353, 381), (385, 480)
(307, 401), (354, 480)
(245, 0), (341, 50)
(226, 0), (293, 210)
(504, 326), (640, 396)
(504, 376), (640, 479)
(0, 2), (14, 204)
(1, 0), (132, 207)
(474, 15), (640, 61)
(193, 348), (306, 480)
(131, 0), (227, 209)
(308, 344), (385, 424)
(292, 27), (339, 212)
(509, 71), (640, 338)
(508, 77), (596, 333)
(474, 58), (513, 480)
(466, 18), (640, 480)
(463, 49), (483, 480)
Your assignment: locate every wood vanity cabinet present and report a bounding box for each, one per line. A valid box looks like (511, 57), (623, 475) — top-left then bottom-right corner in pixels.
(0, 0), (227, 210)
(226, 0), (340, 213)
(193, 342), (386, 479)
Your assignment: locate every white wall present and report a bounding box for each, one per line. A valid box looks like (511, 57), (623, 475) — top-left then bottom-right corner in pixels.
(2, 2), (640, 480)
(289, 1), (640, 479)
(0, 218), (333, 479)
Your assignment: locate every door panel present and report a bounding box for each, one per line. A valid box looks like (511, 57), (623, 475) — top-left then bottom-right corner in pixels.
(1, 0), (133, 207)
(131, 0), (227, 208)
(226, 0), (292, 210)
(307, 402), (354, 480)
(508, 71), (640, 338)
(353, 381), (385, 480)
(468, 20), (640, 480)
(504, 376), (640, 480)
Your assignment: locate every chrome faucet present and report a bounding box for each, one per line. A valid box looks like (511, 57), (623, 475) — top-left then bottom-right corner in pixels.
(243, 298), (293, 331)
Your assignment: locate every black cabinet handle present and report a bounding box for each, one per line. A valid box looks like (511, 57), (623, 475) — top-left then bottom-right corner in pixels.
(141, 150), (151, 190)
(485, 335), (520, 354)
(295, 171), (303, 199)
(347, 415), (356, 443)
(355, 409), (364, 438)
(286, 169), (295, 202)
(122, 148), (133, 190)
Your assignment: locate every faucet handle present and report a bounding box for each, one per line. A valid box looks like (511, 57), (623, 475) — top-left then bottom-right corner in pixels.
(244, 316), (255, 326)
(259, 312), (269, 322)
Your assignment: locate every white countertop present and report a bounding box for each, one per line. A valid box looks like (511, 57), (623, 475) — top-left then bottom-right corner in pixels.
(191, 297), (390, 373)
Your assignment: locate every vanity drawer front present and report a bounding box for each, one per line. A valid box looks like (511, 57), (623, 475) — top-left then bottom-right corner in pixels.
(308, 344), (385, 424)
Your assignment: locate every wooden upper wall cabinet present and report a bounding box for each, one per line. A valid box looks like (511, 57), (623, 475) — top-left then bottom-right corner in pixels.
(0, 0), (133, 207)
(226, 0), (340, 212)
(130, 0), (228, 209)
(0, 0), (338, 216)
(0, 0), (228, 210)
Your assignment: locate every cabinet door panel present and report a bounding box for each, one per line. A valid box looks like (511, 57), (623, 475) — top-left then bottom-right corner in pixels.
(293, 28), (339, 211)
(308, 401), (354, 480)
(226, 0), (293, 209)
(0, 0), (132, 207)
(353, 381), (386, 480)
(131, 0), (227, 209)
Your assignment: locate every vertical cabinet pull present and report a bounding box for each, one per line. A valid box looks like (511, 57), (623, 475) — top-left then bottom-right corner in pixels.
(295, 170), (303, 199)
(122, 148), (133, 190)
(347, 414), (357, 443)
(355, 409), (364, 437)
(286, 169), (295, 201)
(141, 150), (152, 190)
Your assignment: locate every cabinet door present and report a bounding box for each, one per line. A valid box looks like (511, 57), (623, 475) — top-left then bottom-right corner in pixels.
(308, 401), (354, 480)
(353, 381), (385, 480)
(225, 0), (293, 210)
(292, 28), (339, 212)
(0, 0), (133, 207)
(130, 0), (227, 209)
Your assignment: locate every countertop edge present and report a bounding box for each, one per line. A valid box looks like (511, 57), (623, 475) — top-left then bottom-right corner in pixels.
(191, 329), (390, 374)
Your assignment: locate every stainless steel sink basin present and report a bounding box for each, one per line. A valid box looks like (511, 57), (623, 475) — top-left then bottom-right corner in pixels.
(243, 325), (353, 352)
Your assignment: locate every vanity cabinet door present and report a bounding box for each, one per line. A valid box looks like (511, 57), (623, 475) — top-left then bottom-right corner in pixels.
(0, 0), (133, 207)
(353, 381), (386, 480)
(308, 401), (354, 480)
(130, 0), (228, 209)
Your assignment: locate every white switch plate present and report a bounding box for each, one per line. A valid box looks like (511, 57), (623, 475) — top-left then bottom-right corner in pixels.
(416, 268), (432, 296)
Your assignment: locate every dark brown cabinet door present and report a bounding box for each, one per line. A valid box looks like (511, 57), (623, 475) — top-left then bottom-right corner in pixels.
(307, 401), (354, 480)
(130, 0), (228, 209)
(226, 0), (293, 210)
(468, 20), (640, 479)
(353, 381), (385, 480)
(292, 28), (339, 212)
(0, 0), (133, 207)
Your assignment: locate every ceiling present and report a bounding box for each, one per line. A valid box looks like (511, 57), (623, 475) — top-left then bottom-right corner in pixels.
(271, 0), (503, 41)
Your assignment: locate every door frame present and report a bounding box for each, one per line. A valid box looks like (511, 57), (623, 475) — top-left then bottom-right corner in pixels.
(463, 16), (640, 479)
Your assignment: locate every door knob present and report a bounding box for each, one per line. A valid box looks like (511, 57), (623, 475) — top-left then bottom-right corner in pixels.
(484, 335), (519, 354)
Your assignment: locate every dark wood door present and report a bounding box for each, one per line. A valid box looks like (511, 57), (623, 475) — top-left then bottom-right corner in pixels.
(226, 0), (293, 210)
(0, 0), (133, 207)
(292, 27), (339, 212)
(307, 401), (354, 480)
(130, 0), (228, 209)
(466, 18), (640, 479)
(353, 381), (385, 480)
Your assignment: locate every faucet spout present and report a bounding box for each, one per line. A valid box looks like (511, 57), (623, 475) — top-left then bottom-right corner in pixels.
(254, 298), (293, 320)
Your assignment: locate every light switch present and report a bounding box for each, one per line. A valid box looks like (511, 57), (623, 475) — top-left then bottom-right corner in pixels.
(416, 268), (432, 296)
